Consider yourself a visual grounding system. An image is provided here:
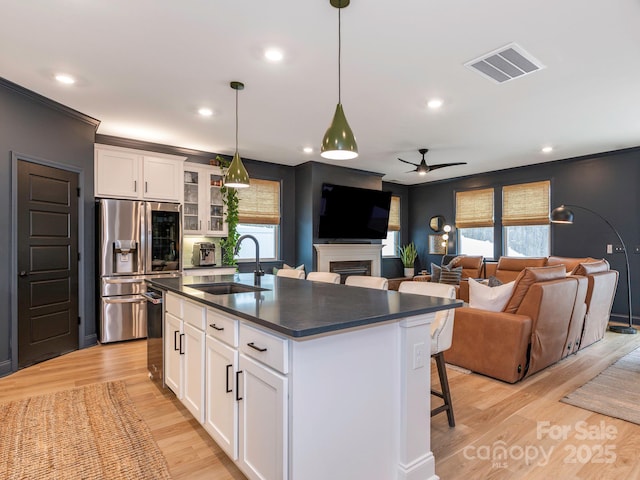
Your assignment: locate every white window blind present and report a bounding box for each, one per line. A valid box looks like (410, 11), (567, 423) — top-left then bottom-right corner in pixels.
(387, 195), (400, 232)
(237, 178), (281, 225)
(455, 188), (494, 228)
(502, 180), (550, 226)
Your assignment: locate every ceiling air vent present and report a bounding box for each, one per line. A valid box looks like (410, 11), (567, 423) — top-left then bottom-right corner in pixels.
(465, 43), (545, 84)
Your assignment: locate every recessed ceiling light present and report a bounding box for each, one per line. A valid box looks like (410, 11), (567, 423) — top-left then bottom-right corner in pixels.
(264, 48), (284, 62)
(542, 146), (553, 153)
(55, 73), (76, 85)
(198, 107), (213, 117)
(427, 98), (443, 109)
(303, 147), (313, 154)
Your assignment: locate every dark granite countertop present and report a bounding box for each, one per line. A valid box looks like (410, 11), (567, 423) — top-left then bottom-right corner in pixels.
(148, 273), (462, 339)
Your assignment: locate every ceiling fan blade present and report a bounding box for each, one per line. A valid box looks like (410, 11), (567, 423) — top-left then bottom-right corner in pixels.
(397, 157), (419, 167)
(405, 169), (417, 173)
(427, 162), (467, 171)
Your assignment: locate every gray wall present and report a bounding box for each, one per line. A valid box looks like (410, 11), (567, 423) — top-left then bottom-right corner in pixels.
(0, 79), (99, 376)
(294, 161), (384, 273)
(408, 148), (640, 322)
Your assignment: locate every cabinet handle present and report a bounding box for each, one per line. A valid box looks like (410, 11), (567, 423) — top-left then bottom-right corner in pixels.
(247, 342), (267, 352)
(235, 371), (243, 401)
(210, 323), (224, 331)
(145, 181), (148, 193)
(199, 220), (202, 230)
(174, 330), (180, 351)
(208, 220), (211, 230)
(179, 333), (185, 355)
(225, 364), (233, 393)
(134, 180), (137, 192)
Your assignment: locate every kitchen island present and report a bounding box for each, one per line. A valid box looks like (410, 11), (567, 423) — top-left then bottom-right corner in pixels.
(149, 273), (461, 480)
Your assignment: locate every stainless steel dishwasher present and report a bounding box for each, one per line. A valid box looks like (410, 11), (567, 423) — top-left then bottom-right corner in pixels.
(144, 286), (164, 388)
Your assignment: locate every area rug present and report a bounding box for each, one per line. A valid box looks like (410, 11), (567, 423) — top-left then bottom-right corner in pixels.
(0, 381), (172, 479)
(561, 346), (640, 425)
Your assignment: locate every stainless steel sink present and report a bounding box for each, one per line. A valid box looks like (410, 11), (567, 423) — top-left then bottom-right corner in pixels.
(186, 282), (267, 295)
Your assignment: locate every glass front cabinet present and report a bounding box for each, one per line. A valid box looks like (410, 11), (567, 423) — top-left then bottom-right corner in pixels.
(183, 164), (227, 236)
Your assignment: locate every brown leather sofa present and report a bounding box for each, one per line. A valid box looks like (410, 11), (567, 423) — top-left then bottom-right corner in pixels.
(445, 265), (588, 383)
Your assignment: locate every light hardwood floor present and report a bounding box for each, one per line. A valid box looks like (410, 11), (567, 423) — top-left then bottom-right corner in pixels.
(1, 330), (639, 480)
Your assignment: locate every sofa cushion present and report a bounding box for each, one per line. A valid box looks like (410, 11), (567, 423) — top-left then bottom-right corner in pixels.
(547, 256), (597, 273)
(573, 259), (610, 276)
(469, 279), (515, 312)
(503, 265), (567, 314)
(494, 257), (548, 283)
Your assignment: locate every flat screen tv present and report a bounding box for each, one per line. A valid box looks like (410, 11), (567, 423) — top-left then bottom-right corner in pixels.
(318, 183), (392, 239)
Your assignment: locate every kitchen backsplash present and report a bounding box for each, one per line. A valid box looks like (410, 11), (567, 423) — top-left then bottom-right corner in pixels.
(182, 236), (222, 268)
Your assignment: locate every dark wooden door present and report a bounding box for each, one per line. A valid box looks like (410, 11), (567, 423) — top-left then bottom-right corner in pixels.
(17, 160), (79, 368)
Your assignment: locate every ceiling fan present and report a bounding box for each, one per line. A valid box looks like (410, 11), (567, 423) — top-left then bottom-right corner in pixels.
(398, 148), (467, 176)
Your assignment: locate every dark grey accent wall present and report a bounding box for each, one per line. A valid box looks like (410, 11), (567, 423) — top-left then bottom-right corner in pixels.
(1, 79), (99, 376)
(294, 161), (384, 272)
(408, 148), (640, 322)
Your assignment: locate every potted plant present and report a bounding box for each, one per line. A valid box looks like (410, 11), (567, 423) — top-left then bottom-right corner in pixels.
(216, 155), (240, 267)
(399, 242), (418, 278)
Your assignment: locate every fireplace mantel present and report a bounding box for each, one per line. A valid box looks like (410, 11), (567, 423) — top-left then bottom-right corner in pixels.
(314, 244), (383, 277)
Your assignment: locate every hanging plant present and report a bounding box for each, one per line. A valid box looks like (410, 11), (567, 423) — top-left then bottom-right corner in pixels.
(216, 155), (240, 266)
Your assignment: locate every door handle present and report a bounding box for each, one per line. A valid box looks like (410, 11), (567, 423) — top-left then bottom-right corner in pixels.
(19, 271), (28, 277)
(235, 371), (243, 401)
(225, 364), (233, 393)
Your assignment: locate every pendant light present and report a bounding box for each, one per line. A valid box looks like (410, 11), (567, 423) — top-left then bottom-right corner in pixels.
(321, 0), (358, 160)
(224, 81), (250, 188)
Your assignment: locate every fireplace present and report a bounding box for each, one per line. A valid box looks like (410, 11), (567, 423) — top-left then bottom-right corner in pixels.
(329, 260), (372, 283)
(314, 244), (383, 282)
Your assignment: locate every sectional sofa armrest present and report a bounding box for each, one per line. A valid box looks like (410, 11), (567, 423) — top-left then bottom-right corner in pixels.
(458, 278), (470, 303)
(444, 307), (532, 383)
(517, 278), (579, 378)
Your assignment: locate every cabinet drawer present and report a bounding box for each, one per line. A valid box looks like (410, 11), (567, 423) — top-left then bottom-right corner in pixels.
(207, 308), (238, 347)
(166, 292), (183, 318)
(239, 323), (289, 374)
(184, 298), (206, 330)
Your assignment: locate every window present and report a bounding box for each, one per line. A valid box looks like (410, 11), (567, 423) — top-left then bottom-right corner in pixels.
(382, 195), (400, 257)
(502, 180), (550, 257)
(455, 188), (494, 257)
(236, 179), (280, 261)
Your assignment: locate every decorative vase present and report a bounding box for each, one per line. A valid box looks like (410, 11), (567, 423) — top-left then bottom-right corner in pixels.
(404, 267), (414, 278)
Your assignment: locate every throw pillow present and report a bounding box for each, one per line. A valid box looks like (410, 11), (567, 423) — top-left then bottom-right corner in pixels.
(439, 265), (463, 285)
(469, 279), (515, 312)
(503, 265), (567, 314)
(572, 259), (610, 276)
(430, 263), (442, 283)
(487, 275), (503, 287)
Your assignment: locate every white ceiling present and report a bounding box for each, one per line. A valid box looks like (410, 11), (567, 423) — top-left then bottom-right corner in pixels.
(3, 0), (640, 185)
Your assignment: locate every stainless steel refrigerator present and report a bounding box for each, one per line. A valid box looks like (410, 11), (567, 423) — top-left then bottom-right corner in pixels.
(97, 199), (181, 343)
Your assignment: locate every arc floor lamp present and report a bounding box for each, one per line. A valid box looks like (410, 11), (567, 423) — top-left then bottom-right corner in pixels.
(551, 204), (636, 334)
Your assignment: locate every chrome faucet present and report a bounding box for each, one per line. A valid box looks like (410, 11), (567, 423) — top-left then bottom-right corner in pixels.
(234, 234), (265, 285)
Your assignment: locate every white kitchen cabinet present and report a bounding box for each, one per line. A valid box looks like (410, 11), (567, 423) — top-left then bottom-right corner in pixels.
(205, 335), (238, 459)
(181, 297), (207, 423)
(164, 311), (183, 398)
(94, 144), (185, 202)
(183, 322), (206, 423)
(183, 164), (227, 236)
(164, 292), (206, 423)
(238, 354), (288, 480)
